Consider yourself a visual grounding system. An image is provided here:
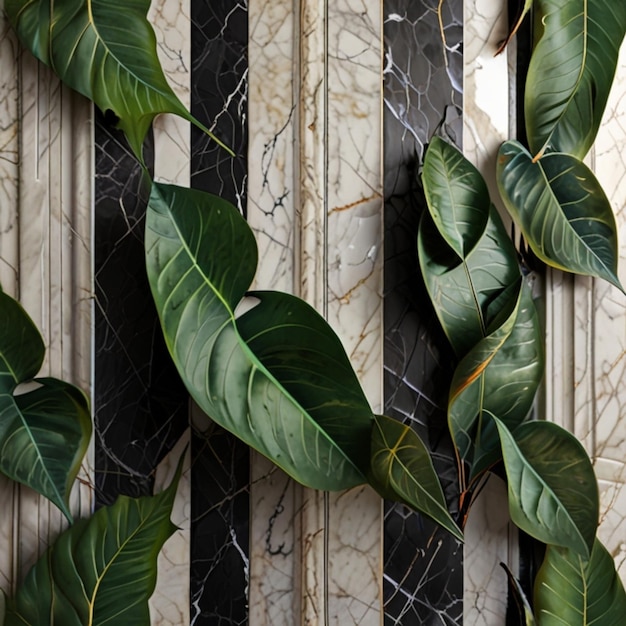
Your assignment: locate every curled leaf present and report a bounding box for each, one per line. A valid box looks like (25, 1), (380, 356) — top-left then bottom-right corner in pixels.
(146, 183), (372, 491)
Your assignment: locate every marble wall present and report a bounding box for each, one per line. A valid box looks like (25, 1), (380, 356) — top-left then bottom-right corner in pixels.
(1, 2), (625, 625)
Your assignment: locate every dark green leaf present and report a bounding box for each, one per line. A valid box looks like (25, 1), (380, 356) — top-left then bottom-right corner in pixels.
(146, 183), (372, 491)
(449, 281), (543, 478)
(418, 206), (520, 357)
(495, 418), (599, 558)
(4, 474), (179, 625)
(525, 0), (626, 158)
(534, 538), (626, 626)
(422, 137), (490, 257)
(497, 140), (622, 290)
(370, 414), (463, 541)
(0, 289), (91, 522)
(6, 0), (231, 161)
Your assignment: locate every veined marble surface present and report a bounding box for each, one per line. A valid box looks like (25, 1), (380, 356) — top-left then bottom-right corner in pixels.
(0, 10), (93, 591)
(462, 3), (515, 625)
(149, 0), (191, 621)
(248, 0), (383, 623)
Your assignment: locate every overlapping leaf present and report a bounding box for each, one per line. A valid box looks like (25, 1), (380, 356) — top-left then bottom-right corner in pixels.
(498, 140), (622, 290)
(419, 140), (521, 357)
(422, 136), (490, 258)
(495, 418), (598, 558)
(525, 0), (626, 159)
(5, 0), (230, 161)
(448, 281), (543, 478)
(146, 183), (372, 491)
(3, 473), (179, 625)
(370, 414), (463, 541)
(534, 539), (626, 626)
(496, 0), (533, 56)
(0, 289), (91, 522)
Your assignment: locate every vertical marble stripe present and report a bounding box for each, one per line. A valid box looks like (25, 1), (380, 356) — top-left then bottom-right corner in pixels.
(248, 1), (384, 623)
(299, 1), (383, 624)
(190, 2), (250, 624)
(545, 40), (626, 584)
(0, 20), (93, 590)
(149, 0), (192, 622)
(248, 2), (298, 624)
(0, 16), (20, 595)
(383, 1), (463, 623)
(462, 3), (515, 625)
(16, 54), (93, 578)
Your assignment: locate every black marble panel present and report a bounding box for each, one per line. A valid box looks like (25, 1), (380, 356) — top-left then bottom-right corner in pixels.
(383, 1), (464, 624)
(190, 2), (249, 625)
(94, 116), (189, 506)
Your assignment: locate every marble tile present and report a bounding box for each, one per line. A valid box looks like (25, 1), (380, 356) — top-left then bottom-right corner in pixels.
(587, 40), (626, 582)
(248, 0), (384, 623)
(247, 2), (298, 622)
(189, 2), (250, 623)
(149, 0), (192, 621)
(383, 1), (463, 622)
(462, 3), (514, 624)
(545, 41), (626, 585)
(0, 15), (93, 595)
(0, 15), (20, 595)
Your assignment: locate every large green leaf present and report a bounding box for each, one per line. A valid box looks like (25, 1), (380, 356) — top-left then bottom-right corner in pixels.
(370, 414), (463, 541)
(534, 539), (626, 626)
(0, 289), (91, 522)
(4, 473), (179, 625)
(495, 418), (599, 558)
(497, 140), (622, 290)
(418, 207), (520, 358)
(5, 0), (231, 161)
(422, 137), (490, 258)
(525, 0), (626, 159)
(448, 281), (543, 478)
(146, 182), (372, 491)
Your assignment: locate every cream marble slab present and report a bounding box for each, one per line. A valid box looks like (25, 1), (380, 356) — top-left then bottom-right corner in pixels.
(586, 41), (626, 582)
(0, 15), (20, 595)
(248, 0), (383, 624)
(545, 41), (626, 584)
(149, 0), (191, 621)
(462, 3), (514, 624)
(0, 22), (94, 589)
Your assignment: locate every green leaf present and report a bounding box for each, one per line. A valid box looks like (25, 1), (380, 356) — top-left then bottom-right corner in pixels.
(495, 418), (599, 558)
(146, 182), (372, 491)
(4, 473), (180, 625)
(525, 0), (626, 159)
(418, 206), (521, 358)
(5, 0), (232, 161)
(370, 414), (463, 541)
(448, 281), (543, 477)
(534, 538), (626, 626)
(501, 563), (537, 626)
(0, 289), (91, 522)
(497, 140), (622, 290)
(422, 137), (490, 257)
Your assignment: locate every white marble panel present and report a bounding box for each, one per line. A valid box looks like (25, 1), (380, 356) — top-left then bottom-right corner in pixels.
(149, 0), (191, 621)
(0, 18), (94, 589)
(0, 15), (20, 595)
(248, 1), (299, 623)
(248, 0), (384, 623)
(588, 41), (626, 582)
(462, 3), (514, 625)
